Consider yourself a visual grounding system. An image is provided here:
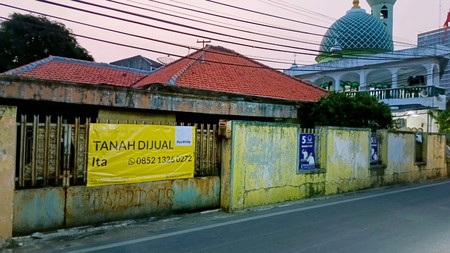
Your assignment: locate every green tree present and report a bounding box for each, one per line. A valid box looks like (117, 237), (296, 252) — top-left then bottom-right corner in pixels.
(429, 109), (450, 134)
(0, 13), (93, 72)
(304, 92), (393, 130)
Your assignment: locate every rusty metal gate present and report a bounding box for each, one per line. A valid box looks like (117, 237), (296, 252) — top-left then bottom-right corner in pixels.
(15, 115), (221, 189)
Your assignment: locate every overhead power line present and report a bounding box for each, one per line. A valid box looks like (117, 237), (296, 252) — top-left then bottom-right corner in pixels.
(1, 11), (431, 75)
(1, 1), (441, 69)
(205, 0), (330, 29)
(1, 3), (415, 69)
(35, 0), (429, 61)
(0, 15), (318, 72)
(206, 0), (418, 48)
(0, 12), (300, 67)
(261, 0), (336, 21)
(36, 0), (322, 56)
(147, 0), (327, 38)
(108, 0), (322, 47)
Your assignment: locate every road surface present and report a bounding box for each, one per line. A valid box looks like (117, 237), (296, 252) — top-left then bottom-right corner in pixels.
(7, 179), (450, 253)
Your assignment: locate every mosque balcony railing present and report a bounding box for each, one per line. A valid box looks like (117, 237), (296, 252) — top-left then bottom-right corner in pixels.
(345, 85), (446, 100)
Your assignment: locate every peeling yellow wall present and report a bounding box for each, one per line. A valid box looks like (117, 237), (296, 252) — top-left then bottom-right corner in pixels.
(0, 106), (16, 246)
(98, 109), (175, 124)
(382, 131), (447, 184)
(227, 123), (373, 211)
(227, 121), (329, 211)
(230, 121), (301, 210)
(323, 127), (371, 195)
(426, 134), (447, 178)
(385, 131), (415, 184)
(223, 122), (447, 212)
(220, 139), (232, 211)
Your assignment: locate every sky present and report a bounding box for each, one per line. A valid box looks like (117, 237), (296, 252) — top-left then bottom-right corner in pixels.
(0, 0), (449, 70)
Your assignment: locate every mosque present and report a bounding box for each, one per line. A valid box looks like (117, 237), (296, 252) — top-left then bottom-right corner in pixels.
(285, 0), (450, 132)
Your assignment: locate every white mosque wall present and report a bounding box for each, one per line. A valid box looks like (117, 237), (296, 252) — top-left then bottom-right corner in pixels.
(393, 111), (440, 133)
(382, 96), (446, 111)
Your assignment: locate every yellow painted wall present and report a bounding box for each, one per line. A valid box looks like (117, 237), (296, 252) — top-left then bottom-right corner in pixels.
(224, 121), (447, 212)
(382, 131), (447, 184)
(220, 138), (232, 211)
(229, 121), (302, 210)
(425, 134), (447, 178)
(98, 109), (176, 124)
(226, 121), (329, 210)
(323, 127), (371, 195)
(384, 131), (415, 184)
(0, 106), (16, 246)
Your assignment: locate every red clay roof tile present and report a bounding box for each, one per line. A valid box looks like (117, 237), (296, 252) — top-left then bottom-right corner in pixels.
(3, 47), (326, 102)
(4, 56), (148, 87)
(135, 46), (327, 102)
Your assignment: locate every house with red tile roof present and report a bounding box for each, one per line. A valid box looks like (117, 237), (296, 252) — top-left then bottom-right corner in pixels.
(134, 45), (326, 103)
(0, 46), (326, 124)
(4, 55), (151, 87)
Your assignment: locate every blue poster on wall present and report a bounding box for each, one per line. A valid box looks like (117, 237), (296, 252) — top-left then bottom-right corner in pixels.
(371, 136), (379, 164)
(299, 133), (315, 171)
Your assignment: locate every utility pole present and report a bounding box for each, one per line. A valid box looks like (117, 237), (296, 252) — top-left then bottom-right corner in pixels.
(197, 39), (211, 47)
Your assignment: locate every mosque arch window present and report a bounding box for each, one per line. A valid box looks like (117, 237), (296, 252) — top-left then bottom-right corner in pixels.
(320, 81), (333, 91)
(340, 72), (360, 92)
(367, 69), (392, 90)
(380, 5), (388, 19)
(340, 81), (360, 91)
(407, 75), (425, 86)
(315, 76), (335, 91)
(397, 66), (427, 87)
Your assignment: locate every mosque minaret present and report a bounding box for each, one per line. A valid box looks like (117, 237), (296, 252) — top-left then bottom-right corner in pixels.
(367, 0), (397, 36)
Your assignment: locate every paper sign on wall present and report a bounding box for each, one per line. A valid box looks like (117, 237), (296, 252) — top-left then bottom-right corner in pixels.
(87, 124), (196, 187)
(299, 133), (316, 171)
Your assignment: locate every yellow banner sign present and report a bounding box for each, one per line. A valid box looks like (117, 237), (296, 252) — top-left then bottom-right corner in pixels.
(87, 124), (196, 187)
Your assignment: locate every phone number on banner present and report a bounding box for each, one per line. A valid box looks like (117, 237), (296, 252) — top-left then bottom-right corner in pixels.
(128, 155), (193, 165)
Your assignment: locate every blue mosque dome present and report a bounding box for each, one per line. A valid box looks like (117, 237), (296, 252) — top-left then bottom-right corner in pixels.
(316, 1), (394, 63)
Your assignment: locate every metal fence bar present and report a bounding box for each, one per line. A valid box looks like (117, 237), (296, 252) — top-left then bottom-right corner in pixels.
(200, 124), (206, 176)
(206, 124), (211, 175)
(55, 116), (63, 186)
(72, 118), (80, 184)
(43, 116), (51, 186)
(194, 123), (200, 176)
(83, 118), (90, 183)
(18, 115), (26, 188)
(212, 124), (218, 175)
(301, 128), (315, 134)
(15, 117), (221, 189)
(31, 115), (38, 187)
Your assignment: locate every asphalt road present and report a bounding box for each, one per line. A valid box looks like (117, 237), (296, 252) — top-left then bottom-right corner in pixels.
(7, 180), (450, 253)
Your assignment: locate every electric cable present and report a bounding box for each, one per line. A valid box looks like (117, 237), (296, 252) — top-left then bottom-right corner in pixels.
(206, 0), (418, 48)
(36, 0), (322, 56)
(1, 2), (446, 69)
(108, 0), (322, 47)
(35, 0), (432, 61)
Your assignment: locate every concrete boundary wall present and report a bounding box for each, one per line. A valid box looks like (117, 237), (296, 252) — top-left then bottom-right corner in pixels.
(13, 177), (220, 236)
(13, 188), (65, 235)
(221, 121), (447, 212)
(382, 131), (447, 184)
(322, 127), (372, 194)
(10, 119), (448, 235)
(221, 121), (328, 211)
(0, 106), (17, 246)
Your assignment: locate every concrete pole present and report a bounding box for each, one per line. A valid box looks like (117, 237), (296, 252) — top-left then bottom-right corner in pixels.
(0, 106), (17, 247)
